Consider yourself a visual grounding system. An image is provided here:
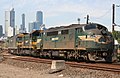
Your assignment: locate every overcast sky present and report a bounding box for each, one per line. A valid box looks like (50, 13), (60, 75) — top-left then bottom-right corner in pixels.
(0, 0), (120, 32)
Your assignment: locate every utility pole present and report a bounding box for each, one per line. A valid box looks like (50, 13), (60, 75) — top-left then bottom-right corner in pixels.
(86, 15), (89, 24)
(112, 4), (115, 32)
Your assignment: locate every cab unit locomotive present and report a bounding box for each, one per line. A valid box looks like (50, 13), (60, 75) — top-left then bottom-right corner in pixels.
(7, 23), (116, 62)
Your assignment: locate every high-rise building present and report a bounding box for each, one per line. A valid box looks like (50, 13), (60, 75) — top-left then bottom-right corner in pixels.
(28, 22), (33, 33)
(5, 8), (15, 37)
(19, 13), (26, 33)
(0, 25), (3, 37)
(28, 22), (39, 32)
(5, 11), (10, 36)
(36, 11), (43, 25)
(28, 11), (43, 33)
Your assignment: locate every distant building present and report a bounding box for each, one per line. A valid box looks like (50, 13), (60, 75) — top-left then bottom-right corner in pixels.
(36, 11), (43, 30)
(19, 13), (26, 33)
(29, 22), (33, 33)
(28, 11), (43, 33)
(5, 8), (15, 37)
(0, 25), (3, 37)
(15, 25), (20, 35)
(36, 11), (43, 25)
(28, 22), (39, 32)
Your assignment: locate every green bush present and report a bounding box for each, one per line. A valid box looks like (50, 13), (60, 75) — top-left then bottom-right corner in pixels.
(112, 31), (120, 44)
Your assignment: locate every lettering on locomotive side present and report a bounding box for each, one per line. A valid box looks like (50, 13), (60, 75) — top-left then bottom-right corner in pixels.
(52, 37), (59, 41)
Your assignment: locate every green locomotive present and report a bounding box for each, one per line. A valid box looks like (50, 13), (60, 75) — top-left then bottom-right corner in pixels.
(7, 23), (117, 62)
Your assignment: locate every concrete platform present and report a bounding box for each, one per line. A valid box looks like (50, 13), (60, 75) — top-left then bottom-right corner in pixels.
(49, 60), (65, 74)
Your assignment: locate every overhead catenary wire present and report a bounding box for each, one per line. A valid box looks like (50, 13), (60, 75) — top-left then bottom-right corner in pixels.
(94, 8), (111, 19)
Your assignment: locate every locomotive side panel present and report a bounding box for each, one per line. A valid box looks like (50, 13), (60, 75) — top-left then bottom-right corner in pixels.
(55, 29), (75, 49)
(8, 35), (17, 54)
(23, 34), (30, 48)
(43, 29), (75, 50)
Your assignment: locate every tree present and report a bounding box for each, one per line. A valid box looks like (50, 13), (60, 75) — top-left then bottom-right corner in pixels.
(112, 31), (120, 43)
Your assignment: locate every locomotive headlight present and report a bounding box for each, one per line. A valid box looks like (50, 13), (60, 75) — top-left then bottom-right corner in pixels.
(25, 40), (28, 43)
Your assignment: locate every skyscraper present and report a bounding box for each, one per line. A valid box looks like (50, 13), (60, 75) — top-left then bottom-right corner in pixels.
(0, 25), (3, 37)
(19, 13), (26, 33)
(36, 11), (43, 25)
(28, 11), (43, 33)
(5, 8), (15, 37)
(28, 22), (39, 32)
(10, 8), (15, 28)
(28, 22), (33, 33)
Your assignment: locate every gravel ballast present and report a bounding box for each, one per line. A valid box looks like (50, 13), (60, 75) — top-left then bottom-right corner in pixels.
(0, 59), (120, 78)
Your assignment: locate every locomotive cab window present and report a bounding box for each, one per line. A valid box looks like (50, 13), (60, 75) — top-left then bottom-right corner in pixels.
(16, 37), (22, 42)
(58, 31), (61, 34)
(32, 32), (40, 37)
(32, 36), (37, 42)
(24, 35), (29, 40)
(61, 30), (69, 35)
(47, 31), (58, 36)
(76, 28), (83, 33)
(84, 24), (96, 30)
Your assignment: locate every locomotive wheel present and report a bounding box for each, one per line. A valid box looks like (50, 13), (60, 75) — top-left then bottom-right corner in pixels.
(87, 53), (96, 62)
(105, 52), (112, 63)
(76, 57), (84, 62)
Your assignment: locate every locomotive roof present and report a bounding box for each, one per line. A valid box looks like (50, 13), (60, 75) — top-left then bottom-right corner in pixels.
(45, 23), (106, 32)
(30, 30), (43, 34)
(45, 24), (86, 32)
(17, 33), (29, 37)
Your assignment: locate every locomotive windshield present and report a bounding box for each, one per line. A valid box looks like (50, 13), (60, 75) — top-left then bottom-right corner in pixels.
(84, 24), (108, 35)
(84, 24), (96, 30)
(16, 37), (22, 42)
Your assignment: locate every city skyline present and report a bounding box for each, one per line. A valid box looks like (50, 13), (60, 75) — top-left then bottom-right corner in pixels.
(0, 0), (120, 33)
(5, 8), (15, 37)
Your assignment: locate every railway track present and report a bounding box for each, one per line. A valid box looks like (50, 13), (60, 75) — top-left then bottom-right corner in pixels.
(66, 62), (120, 72)
(2, 52), (120, 73)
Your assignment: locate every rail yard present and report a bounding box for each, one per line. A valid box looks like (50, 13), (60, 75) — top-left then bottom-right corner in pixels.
(1, 23), (118, 62)
(0, 50), (120, 78)
(0, 23), (120, 78)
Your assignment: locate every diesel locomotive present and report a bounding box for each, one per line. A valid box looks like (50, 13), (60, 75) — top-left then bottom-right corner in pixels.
(7, 23), (117, 62)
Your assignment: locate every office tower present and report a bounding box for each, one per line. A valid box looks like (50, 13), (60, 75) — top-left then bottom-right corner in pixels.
(28, 22), (39, 32)
(10, 8), (15, 28)
(5, 8), (15, 37)
(36, 11), (43, 25)
(28, 11), (43, 33)
(28, 22), (33, 33)
(19, 13), (26, 33)
(0, 25), (3, 37)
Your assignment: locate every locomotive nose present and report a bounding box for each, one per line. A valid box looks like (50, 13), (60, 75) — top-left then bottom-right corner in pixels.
(99, 37), (106, 43)
(98, 36), (112, 44)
